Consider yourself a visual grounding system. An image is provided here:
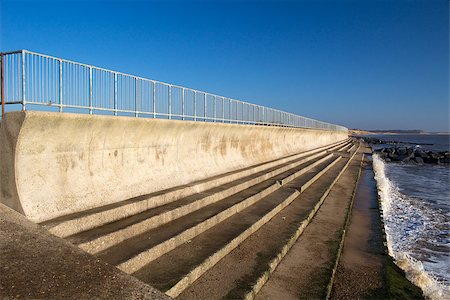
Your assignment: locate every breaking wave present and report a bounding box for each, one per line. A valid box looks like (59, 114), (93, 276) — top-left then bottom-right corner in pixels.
(372, 154), (450, 300)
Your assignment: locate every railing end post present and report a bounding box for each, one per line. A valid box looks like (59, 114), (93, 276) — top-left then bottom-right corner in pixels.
(1, 52), (4, 118)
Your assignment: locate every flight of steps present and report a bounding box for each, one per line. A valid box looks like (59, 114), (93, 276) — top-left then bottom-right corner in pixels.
(41, 138), (360, 299)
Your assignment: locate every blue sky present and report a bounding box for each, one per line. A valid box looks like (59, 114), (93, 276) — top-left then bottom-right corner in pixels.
(1, 0), (448, 131)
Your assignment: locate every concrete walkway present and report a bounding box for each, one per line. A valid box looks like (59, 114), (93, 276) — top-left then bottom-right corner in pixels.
(0, 203), (169, 299)
(255, 147), (363, 299)
(330, 148), (386, 299)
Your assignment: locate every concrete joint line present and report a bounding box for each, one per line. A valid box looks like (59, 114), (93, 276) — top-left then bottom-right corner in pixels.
(337, 142), (354, 152)
(347, 144), (356, 153)
(49, 140), (349, 238)
(243, 145), (361, 300)
(299, 156), (342, 192)
(164, 150), (347, 298)
(279, 153), (334, 186)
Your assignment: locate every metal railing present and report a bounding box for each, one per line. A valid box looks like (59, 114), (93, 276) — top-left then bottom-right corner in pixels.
(0, 50), (347, 131)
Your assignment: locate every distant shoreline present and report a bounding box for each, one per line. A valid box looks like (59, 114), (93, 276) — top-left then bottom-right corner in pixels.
(349, 130), (449, 136)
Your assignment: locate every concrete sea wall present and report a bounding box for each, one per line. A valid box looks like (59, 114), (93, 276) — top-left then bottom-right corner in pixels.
(0, 111), (347, 223)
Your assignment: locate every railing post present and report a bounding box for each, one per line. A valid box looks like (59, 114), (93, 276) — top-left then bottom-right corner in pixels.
(213, 95), (216, 122)
(229, 99), (231, 123)
(168, 84), (171, 119)
(135, 78), (139, 117)
(203, 93), (206, 122)
(263, 106), (265, 125)
(1, 53), (4, 117)
(181, 87), (185, 120)
(59, 59), (63, 112)
(152, 81), (156, 118)
(89, 66), (92, 114)
(252, 104), (255, 124)
(222, 97), (224, 123)
(21, 50), (26, 111)
(114, 73), (118, 116)
(194, 91), (197, 121)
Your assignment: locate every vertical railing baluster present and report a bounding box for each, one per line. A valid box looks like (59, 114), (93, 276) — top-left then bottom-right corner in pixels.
(181, 87), (185, 120)
(203, 93), (206, 122)
(194, 91), (197, 121)
(221, 97), (225, 123)
(252, 104), (255, 124)
(21, 50), (26, 111)
(135, 78), (139, 117)
(114, 73), (118, 116)
(89, 66), (92, 114)
(168, 84), (171, 120)
(152, 81), (156, 118)
(213, 95), (216, 122)
(59, 59), (62, 112)
(229, 99), (231, 123)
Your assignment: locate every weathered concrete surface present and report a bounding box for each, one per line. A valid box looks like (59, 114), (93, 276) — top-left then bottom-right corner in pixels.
(0, 111), (347, 223)
(255, 149), (363, 300)
(330, 148), (386, 299)
(0, 203), (170, 299)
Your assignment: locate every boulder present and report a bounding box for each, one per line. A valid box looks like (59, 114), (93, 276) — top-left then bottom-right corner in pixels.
(415, 150), (428, 159)
(440, 157), (450, 164)
(396, 148), (407, 156)
(414, 157), (424, 164)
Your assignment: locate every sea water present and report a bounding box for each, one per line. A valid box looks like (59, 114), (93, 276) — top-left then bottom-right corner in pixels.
(370, 134), (449, 299)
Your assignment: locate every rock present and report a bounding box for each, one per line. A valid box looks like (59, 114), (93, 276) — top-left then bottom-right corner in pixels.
(440, 157), (450, 164)
(398, 154), (411, 162)
(396, 148), (407, 156)
(424, 156), (439, 164)
(430, 152), (440, 160)
(388, 153), (399, 161)
(414, 157), (424, 164)
(415, 150), (428, 159)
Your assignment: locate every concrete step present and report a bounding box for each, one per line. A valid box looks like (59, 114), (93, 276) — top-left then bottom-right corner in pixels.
(337, 142), (353, 152)
(254, 145), (363, 300)
(78, 149), (339, 264)
(63, 143), (351, 256)
(244, 145), (361, 300)
(126, 152), (346, 297)
(347, 143), (356, 153)
(175, 145), (360, 300)
(42, 138), (351, 238)
(113, 154), (339, 274)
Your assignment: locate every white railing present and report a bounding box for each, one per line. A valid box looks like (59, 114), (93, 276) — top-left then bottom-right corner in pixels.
(0, 50), (347, 131)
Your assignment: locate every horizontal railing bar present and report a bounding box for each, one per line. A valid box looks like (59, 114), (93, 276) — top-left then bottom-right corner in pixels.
(18, 102), (335, 129)
(6, 104), (339, 129)
(0, 50), (23, 55)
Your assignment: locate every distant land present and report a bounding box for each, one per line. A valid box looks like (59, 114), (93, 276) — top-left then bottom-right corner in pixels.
(349, 129), (449, 135)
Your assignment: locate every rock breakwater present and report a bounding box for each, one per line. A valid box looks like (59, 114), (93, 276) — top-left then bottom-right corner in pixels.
(375, 147), (450, 164)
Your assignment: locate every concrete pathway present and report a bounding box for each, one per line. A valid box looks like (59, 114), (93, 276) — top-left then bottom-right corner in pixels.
(330, 147), (387, 299)
(0, 203), (169, 299)
(255, 148), (363, 299)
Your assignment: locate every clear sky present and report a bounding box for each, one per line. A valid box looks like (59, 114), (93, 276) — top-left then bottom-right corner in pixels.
(1, 0), (448, 131)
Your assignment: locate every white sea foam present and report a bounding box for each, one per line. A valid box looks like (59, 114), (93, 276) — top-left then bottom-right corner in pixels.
(372, 154), (450, 300)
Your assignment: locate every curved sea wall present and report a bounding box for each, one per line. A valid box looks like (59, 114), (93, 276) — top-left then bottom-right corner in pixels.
(0, 111), (347, 223)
